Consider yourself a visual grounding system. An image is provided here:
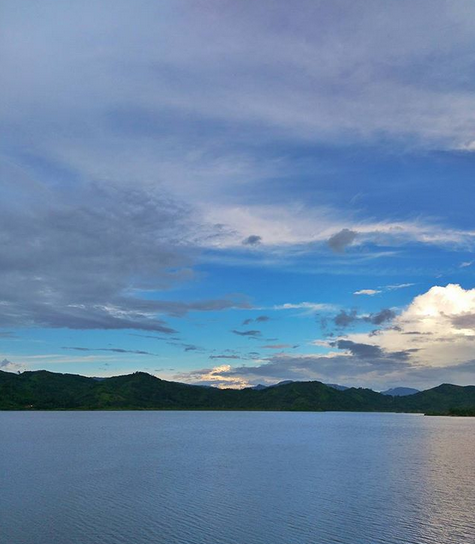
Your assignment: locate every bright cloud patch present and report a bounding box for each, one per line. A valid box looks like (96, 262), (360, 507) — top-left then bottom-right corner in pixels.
(348, 284), (475, 370)
(177, 285), (475, 389)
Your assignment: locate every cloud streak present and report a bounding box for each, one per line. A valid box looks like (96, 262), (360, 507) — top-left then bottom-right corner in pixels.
(0, 178), (251, 332)
(62, 347), (159, 356)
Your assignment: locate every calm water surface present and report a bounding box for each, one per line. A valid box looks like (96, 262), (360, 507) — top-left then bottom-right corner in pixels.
(1, 411), (474, 544)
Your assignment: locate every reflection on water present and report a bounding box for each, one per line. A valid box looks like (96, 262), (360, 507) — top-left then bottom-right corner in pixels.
(1, 411), (474, 544)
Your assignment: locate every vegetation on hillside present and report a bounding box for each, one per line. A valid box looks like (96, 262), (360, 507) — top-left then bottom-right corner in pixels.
(1, 370), (474, 415)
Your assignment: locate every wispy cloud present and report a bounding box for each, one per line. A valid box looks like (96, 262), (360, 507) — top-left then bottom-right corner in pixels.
(354, 283), (415, 296)
(231, 329), (262, 338)
(62, 347), (159, 356)
(354, 289), (381, 296)
(273, 302), (335, 314)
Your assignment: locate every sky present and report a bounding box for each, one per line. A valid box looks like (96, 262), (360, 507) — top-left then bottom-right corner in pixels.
(1, 0), (475, 390)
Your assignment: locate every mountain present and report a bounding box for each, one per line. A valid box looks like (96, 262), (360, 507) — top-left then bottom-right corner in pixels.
(381, 387), (420, 396)
(0, 370), (474, 414)
(325, 383), (349, 391)
(250, 380), (294, 390)
(392, 384), (475, 414)
(253, 380), (347, 391)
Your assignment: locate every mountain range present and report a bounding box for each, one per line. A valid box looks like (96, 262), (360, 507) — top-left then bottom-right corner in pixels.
(1, 370), (474, 415)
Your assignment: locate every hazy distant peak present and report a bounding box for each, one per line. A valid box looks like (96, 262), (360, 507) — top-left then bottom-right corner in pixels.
(381, 387), (420, 397)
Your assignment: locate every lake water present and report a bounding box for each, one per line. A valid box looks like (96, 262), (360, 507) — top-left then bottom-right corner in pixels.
(1, 411), (474, 544)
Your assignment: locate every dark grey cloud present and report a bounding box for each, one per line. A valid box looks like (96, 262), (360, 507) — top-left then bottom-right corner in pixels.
(242, 315), (270, 325)
(334, 309), (358, 327)
(242, 235), (262, 246)
(331, 339), (414, 361)
(327, 229), (357, 253)
(333, 308), (396, 328)
(231, 329), (262, 338)
(452, 313), (475, 330)
(365, 309), (396, 325)
(332, 340), (384, 358)
(0, 178), (250, 332)
(166, 341), (206, 352)
(177, 342), (415, 388)
(62, 347), (158, 356)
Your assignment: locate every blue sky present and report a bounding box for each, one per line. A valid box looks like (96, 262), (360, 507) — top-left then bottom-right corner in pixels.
(1, 0), (475, 389)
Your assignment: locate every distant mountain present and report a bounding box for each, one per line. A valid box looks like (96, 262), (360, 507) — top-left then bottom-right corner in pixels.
(253, 380), (348, 391)
(381, 387), (420, 397)
(269, 380), (294, 388)
(0, 370), (474, 415)
(250, 380), (294, 390)
(325, 383), (349, 391)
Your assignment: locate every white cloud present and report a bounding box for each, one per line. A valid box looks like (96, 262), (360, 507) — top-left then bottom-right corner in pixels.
(174, 364), (250, 389)
(348, 284), (475, 369)
(177, 284), (475, 389)
(272, 302), (335, 315)
(386, 283), (416, 291)
(354, 283), (415, 296)
(354, 289), (381, 296)
(199, 204), (475, 251)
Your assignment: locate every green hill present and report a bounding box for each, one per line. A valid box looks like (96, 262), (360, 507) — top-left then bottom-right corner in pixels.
(1, 370), (474, 414)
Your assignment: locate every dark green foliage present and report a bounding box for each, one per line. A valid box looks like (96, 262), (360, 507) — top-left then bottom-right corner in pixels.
(1, 370), (474, 414)
(392, 384), (475, 414)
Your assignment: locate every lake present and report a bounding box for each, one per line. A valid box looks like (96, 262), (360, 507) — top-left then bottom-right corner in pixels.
(1, 411), (474, 544)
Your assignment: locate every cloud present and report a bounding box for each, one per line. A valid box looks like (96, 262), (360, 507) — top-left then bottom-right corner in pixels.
(386, 283), (416, 291)
(209, 355), (242, 360)
(174, 285), (475, 389)
(202, 204), (475, 254)
(273, 302), (334, 314)
(62, 347), (158, 356)
(174, 364), (250, 389)
(327, 229), (357, 253)
(166, 341), (206, 352)
(334, 309), (358, 327)
(5, 2), (475, 166)
(242, 315), (270, 325)
(332, 308), (396, 328)
(261, 344), (295, 349)
(176, 344), (414, 389)
(129, 334), (182, 342)
(346, 284), (475, 373)
(366, 309), (396, 325)
(242, 235), (262, 246)
(231, 329), (262, 338)
(354, 283), (415, 296)
(333, 340), (385, 359)
(460, 261), (473, 268)
(0, 178), (251, 332)
(0, 358), (25, 373)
